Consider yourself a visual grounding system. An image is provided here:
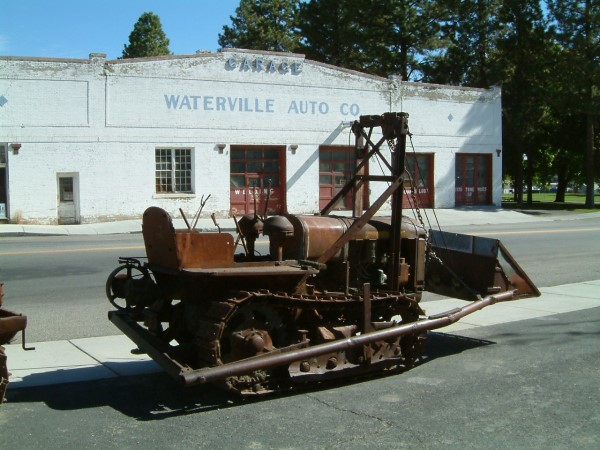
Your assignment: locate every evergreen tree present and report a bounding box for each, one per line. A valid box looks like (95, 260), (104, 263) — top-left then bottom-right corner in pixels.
(372, 0), (445, 81)
(299, 0), (444, 80)
(548, 0), (599, 208)
(121, 12), (171, 59)
(297, 0), (366, 72)
(218, 0), (301, 52)
(422, 0), (504, 87)
(496, 0), (552, 205)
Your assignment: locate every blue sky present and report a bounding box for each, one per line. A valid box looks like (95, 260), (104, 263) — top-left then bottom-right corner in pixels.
(0, 1), (242, 60)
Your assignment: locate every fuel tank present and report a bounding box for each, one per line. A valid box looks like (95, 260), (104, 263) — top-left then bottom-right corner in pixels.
(263, 214), (426, 262)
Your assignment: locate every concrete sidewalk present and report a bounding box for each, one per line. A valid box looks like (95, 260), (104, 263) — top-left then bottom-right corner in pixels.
(2, 207), (599, 236)
(4, 279), (600, 390)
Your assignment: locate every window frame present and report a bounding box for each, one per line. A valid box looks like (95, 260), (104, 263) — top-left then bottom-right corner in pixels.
(154, 147), (194, 195)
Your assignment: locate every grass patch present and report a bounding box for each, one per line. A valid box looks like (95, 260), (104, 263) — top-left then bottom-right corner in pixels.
(502, 192), (600, 212)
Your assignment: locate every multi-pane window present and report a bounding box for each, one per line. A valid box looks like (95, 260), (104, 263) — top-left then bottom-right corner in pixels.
(230, 147), (281, 190)
(155, 148), (193, 193)
(319, 148), (354, 189)
(319, 147), (359, 210)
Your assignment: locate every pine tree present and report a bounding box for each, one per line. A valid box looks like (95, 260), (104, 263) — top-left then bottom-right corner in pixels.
(218, 0), (300, 52)
(121, 12), (171, 59)
(299, 0), (444, 80)
(548, 0), (599, 208)
(297, 0), (363, 71)
(496, 0), (553, 205)
(372, 0), (445, 81)
(422, 0), (504, 87)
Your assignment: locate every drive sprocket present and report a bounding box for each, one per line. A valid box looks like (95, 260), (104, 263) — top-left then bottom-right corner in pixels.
(192, 295), (295, 395)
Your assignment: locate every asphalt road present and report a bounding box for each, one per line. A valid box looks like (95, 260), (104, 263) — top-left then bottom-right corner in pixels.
(0, 234), (146, 342)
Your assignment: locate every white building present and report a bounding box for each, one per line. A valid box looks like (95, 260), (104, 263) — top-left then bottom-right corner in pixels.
(0, 49), (502, 225)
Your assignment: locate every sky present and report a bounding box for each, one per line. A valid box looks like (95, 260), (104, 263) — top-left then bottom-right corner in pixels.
(0, 0), (242, 60)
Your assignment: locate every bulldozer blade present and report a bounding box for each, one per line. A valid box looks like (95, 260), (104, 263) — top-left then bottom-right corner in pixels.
(425, 230), (540, 301)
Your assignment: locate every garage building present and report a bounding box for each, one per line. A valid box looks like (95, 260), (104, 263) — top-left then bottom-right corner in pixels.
(0, 49), (502, 225)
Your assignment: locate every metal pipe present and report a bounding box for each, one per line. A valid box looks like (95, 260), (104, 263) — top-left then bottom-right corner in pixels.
(182, 290), (517, 386)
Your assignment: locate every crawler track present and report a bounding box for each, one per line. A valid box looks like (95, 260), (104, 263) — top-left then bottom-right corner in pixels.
(189, 290), (425, 395)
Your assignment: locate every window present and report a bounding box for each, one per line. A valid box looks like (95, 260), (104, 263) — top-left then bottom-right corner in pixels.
(155, 148), (193, 193)
(230, 147), (281, 190)
(319, 146), (369, 210)
(59, 177), (74, 202)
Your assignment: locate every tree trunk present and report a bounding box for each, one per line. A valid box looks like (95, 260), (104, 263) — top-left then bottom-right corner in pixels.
(555, 171), (568, 203)
(526, 155), (534, 205)
(515, 152), (524, 207)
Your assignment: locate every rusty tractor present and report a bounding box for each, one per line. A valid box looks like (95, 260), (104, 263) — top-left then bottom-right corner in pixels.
(106, 112), (540, 396)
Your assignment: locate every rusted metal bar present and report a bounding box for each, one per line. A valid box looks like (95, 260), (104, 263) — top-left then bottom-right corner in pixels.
(320, 173), (359, 216)
(233, 216), (249, 255)
(498, 242), (541, 298)
(362, 283), (373, 333)
(354, 120), (394, 173)
(262, 179), (272, 220)
(389, 113), (409, 291)
(179, 208), (191, 230)
(181, 290), (517, 386)
(191, 194), (211, 231)
(108, 310), (189, 380)
(1, 282), (32, 403)
(353, 129), (365, 216)
(211, 213), (222, 233)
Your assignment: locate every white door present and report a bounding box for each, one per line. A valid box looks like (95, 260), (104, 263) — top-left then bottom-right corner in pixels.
(57, 174), (79, 224)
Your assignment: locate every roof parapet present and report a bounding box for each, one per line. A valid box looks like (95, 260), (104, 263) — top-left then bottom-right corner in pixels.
(89, 53), (107, 62)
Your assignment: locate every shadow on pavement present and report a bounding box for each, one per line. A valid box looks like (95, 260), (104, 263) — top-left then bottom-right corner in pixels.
(5, 331), (494, 419)
(421, 331), (494, 363)
(6, 372), (240, 419)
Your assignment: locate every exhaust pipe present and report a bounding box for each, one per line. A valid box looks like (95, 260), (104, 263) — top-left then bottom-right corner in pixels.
(181, 290), (517, 386)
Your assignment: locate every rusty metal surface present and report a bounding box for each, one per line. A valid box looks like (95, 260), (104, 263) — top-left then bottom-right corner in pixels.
(0, 282), (27, 345)
(142, 206), (179, 269)
(0, 282), (28, 404)
(180, 291), (517, 386)
(317, 177), (405, 265)
(175, 232), (235, 269)
(143, 206), (236, 270)
(426, 230), (540, 300)
(109, 289), (516, 389)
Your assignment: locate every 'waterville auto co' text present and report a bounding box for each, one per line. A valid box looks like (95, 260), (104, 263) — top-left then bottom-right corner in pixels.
(164, 95), (361, 116)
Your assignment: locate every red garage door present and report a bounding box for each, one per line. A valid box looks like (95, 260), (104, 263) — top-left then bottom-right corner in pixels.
(404, 153), (434, 208)
(230, 145), (286, 216)
(319, 146), (369, 211)
(455, 154), (492, 206)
